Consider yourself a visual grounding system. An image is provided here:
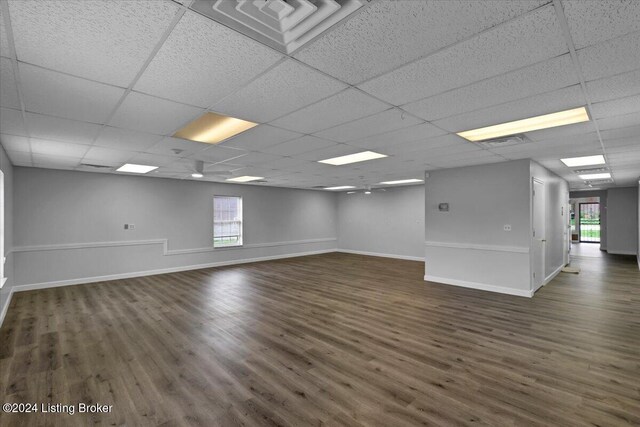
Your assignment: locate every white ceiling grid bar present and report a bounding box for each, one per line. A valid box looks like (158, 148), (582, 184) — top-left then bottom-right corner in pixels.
(552, 0), (614, 184)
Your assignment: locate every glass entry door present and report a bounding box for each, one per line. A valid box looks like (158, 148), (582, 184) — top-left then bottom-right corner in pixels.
(579, 203), (600, 243)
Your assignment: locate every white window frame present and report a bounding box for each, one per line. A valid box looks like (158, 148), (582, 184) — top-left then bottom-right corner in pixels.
(213, 195), (243, 248)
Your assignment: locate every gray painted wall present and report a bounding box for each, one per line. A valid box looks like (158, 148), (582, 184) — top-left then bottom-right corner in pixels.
(13, 167), (338, 286)
(424, 159), (533, 294)
(337, 185), (424, 260)
(530, 161), (570, 278)
(606, 186), (639, 255)
(0, 145), (14, 319)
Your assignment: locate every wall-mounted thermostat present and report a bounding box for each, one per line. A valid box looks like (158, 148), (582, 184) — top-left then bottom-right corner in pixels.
(438, 203), (449, 212)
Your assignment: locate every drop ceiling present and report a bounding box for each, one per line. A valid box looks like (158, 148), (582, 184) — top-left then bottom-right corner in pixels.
(1, 0), (639, 191)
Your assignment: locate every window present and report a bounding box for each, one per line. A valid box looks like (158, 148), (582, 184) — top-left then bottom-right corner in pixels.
(213, 196), (243, 248)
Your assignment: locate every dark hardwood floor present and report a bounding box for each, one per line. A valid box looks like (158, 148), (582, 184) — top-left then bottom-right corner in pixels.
(1, 252), (639, 426)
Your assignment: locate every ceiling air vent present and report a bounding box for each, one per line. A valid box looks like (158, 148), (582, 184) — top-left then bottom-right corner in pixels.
(572, 167), (609, 174)
(475, 134), (531, 149)
(190, 0), (366, 54)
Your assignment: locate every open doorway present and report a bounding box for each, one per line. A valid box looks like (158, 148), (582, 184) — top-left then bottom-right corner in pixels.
(579, 203), (600, 243)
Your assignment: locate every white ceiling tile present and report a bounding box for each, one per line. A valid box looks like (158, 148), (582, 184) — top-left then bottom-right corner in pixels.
(315, 108), (422, 143)
(403, 54), (579, 121)
(219, 151), (282, 166)
(0, 58), (20, 109)
(358, 6), (567, 105)
(591, 94), (640, 119)
(294, 0), (546, 84)
(599, 124), (640, 141)
(190, 145), (247, 164)
(385, 133), (467, 156)
(269, 88), (390, 134)
(596, 110), (640, 130)
(0, 107), (27, 136)
(94, 126), (163, 151)
(220, 124), (302, 151)
(134, 11), (283, 107)
(263, 135), (338, 156)
(8, 0), (180, 87)
(125, 152), (176, 167)
(109, 91), (203, 135)
(5, 150), (31, 165)
(227, 166), (283, 178)
(19, 63), (125, 123)
(213, 59), (346, 123)
(27, 112), (102, 145)
(32, 153), (81, 169)
(577, 31), (640, 81)
(563, 0), (640, 49)
(585, 69), (640, 103)
(347, 122), (447, 151)
(433, 85), (585, 132)
(525, 120), (597, 142)
(0, 6), (10, 58)
(0, 134), (29, 152)
(260, 157), (309, 171)
(145, 136), (210, 158)
(83, 146), (136, 164)
(603, 136), (640, 149)
(30, 137), (89, 158)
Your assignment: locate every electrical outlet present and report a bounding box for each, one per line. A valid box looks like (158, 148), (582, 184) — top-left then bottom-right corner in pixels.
(503, 224), (512, 232)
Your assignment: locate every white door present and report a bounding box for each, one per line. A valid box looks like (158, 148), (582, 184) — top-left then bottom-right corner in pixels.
(532, 179), (546, 291)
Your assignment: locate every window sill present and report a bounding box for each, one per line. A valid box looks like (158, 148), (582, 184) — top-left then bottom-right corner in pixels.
(213, 245), (244, 250)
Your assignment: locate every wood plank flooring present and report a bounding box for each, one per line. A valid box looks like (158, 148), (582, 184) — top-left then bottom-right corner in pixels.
(0, 252), (639, 426)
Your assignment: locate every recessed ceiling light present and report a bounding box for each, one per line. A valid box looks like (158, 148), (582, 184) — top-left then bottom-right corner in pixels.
(457, 107), (590, 142)
(318, 151), (387, 166)
(579, 172), (611, 180)
(324, 186), (356, 190)
(226, 176), (264, 182)
(560, 155), (605, 167)
(191, 173), (204, 178)
(116, 163), (158, 174)
(346, 191), (357, 194)
(173, 112), (258, 144)
(379, 178), (424, 185)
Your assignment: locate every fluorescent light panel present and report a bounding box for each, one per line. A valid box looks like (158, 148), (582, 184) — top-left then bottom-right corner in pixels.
(560, 155), (605, 167)
(226, 176), (264, 182)
(457, 107), (589, 142)
(324, 186), (356, 190)
(579, 172), (611, 180)
(379, 178), (424, 185)
(319, 151), (387, 166)
(116, 163), (158, 174)
(174, 112), (258, 144)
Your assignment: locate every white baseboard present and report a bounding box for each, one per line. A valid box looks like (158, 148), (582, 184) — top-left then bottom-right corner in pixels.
(11, 249), (335, 293)
(542, 264), (564, 287)
(337, 249), (423, 262)
(606, 250), (637, 255)
(0, 286), (14, 328)
(424, 274), (533, 298)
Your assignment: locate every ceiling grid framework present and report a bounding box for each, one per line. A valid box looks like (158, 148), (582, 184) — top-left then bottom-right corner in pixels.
(0, 0), (639, 190)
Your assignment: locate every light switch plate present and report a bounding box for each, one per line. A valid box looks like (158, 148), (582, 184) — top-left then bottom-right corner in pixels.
(504, 224), (512, 231)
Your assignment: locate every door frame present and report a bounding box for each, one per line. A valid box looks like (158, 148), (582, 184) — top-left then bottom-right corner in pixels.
(531, 178), (546, 292)
(578, 202), (601, 243)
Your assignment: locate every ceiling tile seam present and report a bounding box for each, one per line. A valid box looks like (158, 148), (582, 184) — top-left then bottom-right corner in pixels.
(1, 0), (33, 165)
(419, 82), (586, 127)
(347, 1), (555, 87)
(281, 56), (510, 159)
(553, 0), (613, 183)
(398, 52), (576, 115)
(80, 2), (191, 164)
